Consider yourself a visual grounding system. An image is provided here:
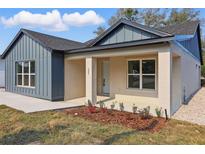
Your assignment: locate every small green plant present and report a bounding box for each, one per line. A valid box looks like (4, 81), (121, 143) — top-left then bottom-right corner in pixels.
(99, 101), (105, 108)
(155, 107), (162, 118)
(139, 106), (150, 119)
(119, 102), (124, 112)
(110, 102), (115, 110)
(87, 99), (92, 106)
(132, 104), (138, 114)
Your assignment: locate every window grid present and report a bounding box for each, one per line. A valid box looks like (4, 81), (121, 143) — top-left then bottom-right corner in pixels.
(127, 59), (156, 90)
(16, 61), (35, 88)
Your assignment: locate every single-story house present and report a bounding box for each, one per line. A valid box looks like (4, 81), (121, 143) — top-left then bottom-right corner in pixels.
(0, 56), (5, 88)
(1, 19), (202, 116)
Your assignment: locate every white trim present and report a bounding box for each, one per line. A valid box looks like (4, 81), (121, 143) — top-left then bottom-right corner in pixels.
(127, 58), (156, 90)
(16, 61), (36, 88)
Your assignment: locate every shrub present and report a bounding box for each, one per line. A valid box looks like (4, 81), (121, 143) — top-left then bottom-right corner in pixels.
(155, 107), (162, 118)
(99, 101), (105, 108)
(139, 106), (150, 119)
(132, 104), (138, 114)
(119, 102), (124, 112)
(110, 102), (115, 110)
(87, 99), (92, 107)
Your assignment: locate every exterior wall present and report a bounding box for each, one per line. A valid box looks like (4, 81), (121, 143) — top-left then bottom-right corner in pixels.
(52, 52), (64, 100)
(158, 50), (172, 116)
(0, 59), (5, 87)
(98, 24), (158, 45)
(5, 34), (52, 100)
(171, 42), (201, 114)
(109, 54), (158, 98)
(64, 59), (85, 100)
(171, 56), (182, 114)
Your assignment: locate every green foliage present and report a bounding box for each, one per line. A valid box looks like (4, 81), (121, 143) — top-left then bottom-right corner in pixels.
(110, 102), (115, 110)
(139, 106), (150, 119)
(119, 102), (124, 112)
(93, 8), (203, 36)
(1, 105), (205, 144)
(93, 26), (106, 36)
(132, 104), (138, 114)
(166, 9), (200, 26)
(155, 107), (162, 118)
(99, 101), (105, 108)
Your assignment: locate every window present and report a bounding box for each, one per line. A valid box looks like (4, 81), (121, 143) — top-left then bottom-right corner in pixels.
(127, 59), (155, 90)
(16, 61), (35, 88)
(128, 61), (140, 88)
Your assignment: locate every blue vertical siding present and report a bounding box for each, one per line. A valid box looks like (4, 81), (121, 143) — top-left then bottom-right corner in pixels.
(5, 34), (52, 100)
(98, 24), (158, 45)
(51, 52), (64, 101)
(179, 30), (201, 61)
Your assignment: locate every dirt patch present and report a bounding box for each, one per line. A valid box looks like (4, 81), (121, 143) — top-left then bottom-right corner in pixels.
(64, 106), (167, 132)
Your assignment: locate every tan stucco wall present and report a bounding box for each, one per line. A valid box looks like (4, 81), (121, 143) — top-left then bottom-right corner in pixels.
(109, 54), (158, 98)
(171, 56), (182, 114)
(64, 59), (85, 100)
(171, 42), (201, 114)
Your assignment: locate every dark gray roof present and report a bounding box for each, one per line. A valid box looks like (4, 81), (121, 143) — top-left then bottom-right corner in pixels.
(84, 39), (95, 46)
(22, 29), (85, 50)
(67, 36), (174, 54)
(1, 28), (86, 59)
(159, 20), (200, 35)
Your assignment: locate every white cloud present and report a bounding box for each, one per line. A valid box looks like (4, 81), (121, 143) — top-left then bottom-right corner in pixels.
(62, 10), (105, 26)
(1, 10), (67, 31)
(0, 10), (105, 32)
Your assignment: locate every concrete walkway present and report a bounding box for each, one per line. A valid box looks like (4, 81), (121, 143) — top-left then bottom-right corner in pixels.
(0, 89), (84, 113)
(172, 87), (205, 125)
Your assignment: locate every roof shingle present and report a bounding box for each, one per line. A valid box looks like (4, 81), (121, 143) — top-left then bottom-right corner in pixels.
(158, 20), (200, 35)
(22, 29), (86, 51)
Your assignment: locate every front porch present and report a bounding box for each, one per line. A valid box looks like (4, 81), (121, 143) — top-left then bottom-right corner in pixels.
(64, 44), (181, 117)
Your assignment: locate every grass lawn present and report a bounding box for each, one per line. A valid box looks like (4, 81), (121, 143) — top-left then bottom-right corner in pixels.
(0, 105), (205, 145)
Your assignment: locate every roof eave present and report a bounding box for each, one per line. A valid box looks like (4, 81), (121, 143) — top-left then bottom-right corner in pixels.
(1, 29), (53, 59)
(66, 36), (174, 54)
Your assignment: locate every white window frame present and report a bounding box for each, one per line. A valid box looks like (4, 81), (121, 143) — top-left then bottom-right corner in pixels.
(127, 58), (156, 90)
(127, 60), (140, 89)
(16, 61), (35, 88)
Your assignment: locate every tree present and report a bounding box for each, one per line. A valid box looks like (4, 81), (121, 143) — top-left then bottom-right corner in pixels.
(93, 26), (106, 36)
(93, 8), (140, 36)
(93, 8), (202, 36)
(165, 8), (200, 26)
(140, 8), (168, 28)
(108, 8), (140, 26)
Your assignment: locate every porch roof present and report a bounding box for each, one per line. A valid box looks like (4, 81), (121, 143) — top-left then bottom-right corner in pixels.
(65, 36), (174, 54)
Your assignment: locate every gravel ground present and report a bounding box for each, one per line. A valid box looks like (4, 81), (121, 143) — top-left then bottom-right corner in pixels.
(172, 87), (205, 125)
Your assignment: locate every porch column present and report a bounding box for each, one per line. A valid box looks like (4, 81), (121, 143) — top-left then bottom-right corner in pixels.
(158, 50), (172, 117)
(86, 57), (97, 104)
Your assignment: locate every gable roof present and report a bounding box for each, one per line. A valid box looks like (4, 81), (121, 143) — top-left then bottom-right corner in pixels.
(159, 20), (200, 35)
(89, 18), (172, 47)
(1, 28), (85, 59)
(67, 36), (174, 54)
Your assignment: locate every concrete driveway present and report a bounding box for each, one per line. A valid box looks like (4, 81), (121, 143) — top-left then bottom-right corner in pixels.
(0, 89), (84, 113)
(173, 87), (205, 125)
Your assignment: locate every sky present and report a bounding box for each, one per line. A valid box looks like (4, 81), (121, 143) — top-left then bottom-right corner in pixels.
(0, 8), (205, 54)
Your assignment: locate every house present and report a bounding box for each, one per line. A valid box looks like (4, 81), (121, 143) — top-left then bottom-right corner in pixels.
(1, 19), (202, 117)
(0, 56), (5, 88)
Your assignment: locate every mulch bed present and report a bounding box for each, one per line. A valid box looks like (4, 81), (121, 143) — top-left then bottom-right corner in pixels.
(64, 106), (167, 132)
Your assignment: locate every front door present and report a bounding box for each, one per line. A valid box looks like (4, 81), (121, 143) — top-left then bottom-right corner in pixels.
(102, 60), (110, 95)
